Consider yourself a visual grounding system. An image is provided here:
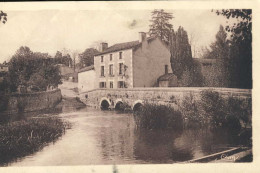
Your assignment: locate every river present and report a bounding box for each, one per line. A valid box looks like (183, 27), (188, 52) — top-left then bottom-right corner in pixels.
(8, 103), (250, 166)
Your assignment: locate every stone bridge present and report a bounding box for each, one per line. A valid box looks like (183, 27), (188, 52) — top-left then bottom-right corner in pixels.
(79, 87), (251, 111)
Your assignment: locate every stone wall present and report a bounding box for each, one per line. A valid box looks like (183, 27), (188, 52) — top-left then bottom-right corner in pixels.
(80, 87), (251, 109)
(1, 89), (62, 114)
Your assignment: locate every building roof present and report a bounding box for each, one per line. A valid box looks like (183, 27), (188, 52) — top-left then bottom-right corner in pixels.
(78, 65), (94, 73)
(158, 73), (176, 81)
(95, 37), (157, 56)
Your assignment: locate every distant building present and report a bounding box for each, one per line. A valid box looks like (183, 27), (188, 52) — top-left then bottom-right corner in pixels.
(0, 63), (8, 83)
(0, 63), (8, 73)
(78, 65), (95, 92)
(158, 73), (178, 87)
(55, 64), (74, 76)
(93, 32), (172, 89)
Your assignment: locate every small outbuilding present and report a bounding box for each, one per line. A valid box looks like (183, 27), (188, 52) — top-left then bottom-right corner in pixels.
(157, 73), (178, 87)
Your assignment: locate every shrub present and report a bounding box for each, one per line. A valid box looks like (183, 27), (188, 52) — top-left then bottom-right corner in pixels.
(133, 103), (183, 130)
(115, 102), (131, 112)
(0, 94), (9, 112)
(200, 90), (227, 129)
(199, 90), (251, 132)
(179, 93), (206, 128)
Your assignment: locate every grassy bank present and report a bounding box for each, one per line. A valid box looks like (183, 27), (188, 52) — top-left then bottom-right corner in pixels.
(0, 117), (71, 165)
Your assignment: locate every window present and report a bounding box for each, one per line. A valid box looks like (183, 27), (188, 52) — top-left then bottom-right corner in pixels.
(99, 82), (106, 88)
(109, 64), (113, 76)
(119, 52), (122, 59)
(110, 81), (113, 88)
(101, 66), (105, 77)
(101, 56), (104, 62)
(110, 54), (113, 61)
(119, 63), (124, 75)
(118, 81), (125, 88)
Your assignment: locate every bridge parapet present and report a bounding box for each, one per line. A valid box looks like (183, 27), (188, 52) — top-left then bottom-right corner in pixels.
(79, 87), (251, 110)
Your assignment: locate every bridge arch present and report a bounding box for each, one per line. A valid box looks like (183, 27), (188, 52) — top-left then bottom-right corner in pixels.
(114, 99), (124, 110)
(132, 100), (143, 112)
(99, 97), (111, 110)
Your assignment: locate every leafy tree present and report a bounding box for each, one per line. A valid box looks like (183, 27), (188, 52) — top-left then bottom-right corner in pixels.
(0, 11), (7, 24)
(54, 51), (72, 67)
(28, 64), (61, 91)
(149, 9), (173, 44)
(78, 48), (100, 68)
(8, 46), (62, 92)
(208, 25), (229, 59)
(204, 25), (230, 87)
(216, 9), (252, 89)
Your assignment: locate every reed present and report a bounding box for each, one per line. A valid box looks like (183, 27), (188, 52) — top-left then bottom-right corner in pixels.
(0, 117), (71, 165)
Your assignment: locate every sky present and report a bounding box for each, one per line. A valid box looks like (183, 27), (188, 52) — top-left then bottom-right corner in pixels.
(0, 8), (232, 63)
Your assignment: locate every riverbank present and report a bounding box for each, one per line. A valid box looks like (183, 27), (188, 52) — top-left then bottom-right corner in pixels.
(0, 116), (71, 166)
(0, 83), (83, 166)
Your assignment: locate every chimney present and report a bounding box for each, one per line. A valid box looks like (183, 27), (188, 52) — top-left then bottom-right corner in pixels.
(165, 65), (168, 74)
(139, 32), (146, 42)
(99, 42), (108, 52)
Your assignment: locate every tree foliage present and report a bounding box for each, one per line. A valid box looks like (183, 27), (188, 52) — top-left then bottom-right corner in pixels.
(54, 51), (72, 67)
(78, 48), (99, 69)
(7, 46), (62, 92)
(204, 25), (230, 87)
(149, 9), (173, 44)
(208, 25), (229, 59)
(170, 27), (203, 86)
(216, 9), (252, 89)
(0, 11), (7, 24)
(170, 27), (192, 79)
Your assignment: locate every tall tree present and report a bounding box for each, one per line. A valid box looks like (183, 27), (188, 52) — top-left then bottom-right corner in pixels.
(170, 26), (193, 79)
(209, 25), (229, 59)
(216, 9), (252, 89)
(202, 25), (230, 87)
(170, 27), (203, 86)
(149, 9), (173, 44)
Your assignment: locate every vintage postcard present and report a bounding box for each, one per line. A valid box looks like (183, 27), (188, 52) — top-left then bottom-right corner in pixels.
(0, 0), (259, 173)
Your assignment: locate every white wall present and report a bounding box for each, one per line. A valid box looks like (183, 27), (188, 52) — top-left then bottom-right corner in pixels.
(78, 70), (96, 93)
(94, 49), (133, 89)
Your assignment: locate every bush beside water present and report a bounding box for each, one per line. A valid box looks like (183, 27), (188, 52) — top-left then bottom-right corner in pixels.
(133, 103), (183, 130)
(0, 117), (71, 165)
(133, 90), (251, 132)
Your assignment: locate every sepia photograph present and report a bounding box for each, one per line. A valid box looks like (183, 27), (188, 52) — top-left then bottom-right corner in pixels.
(0, 1), (258, 172)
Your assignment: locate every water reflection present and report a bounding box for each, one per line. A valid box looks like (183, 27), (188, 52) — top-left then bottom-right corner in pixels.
(134, 129), (189, 163)
(0, 107), (62, 124)
(8, 107), (251, 166)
